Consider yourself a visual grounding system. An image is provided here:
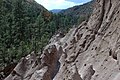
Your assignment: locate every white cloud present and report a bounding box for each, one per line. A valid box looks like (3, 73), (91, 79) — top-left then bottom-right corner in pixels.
(35, 0), (83, 10)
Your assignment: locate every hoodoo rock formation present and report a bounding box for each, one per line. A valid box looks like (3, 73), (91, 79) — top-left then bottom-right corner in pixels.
(5, 0), (120, 80)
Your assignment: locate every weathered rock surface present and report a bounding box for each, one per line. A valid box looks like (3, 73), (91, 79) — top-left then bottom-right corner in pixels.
(5, 0), (120, 80)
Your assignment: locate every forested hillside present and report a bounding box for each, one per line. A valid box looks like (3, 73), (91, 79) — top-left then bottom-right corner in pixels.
(0, 0), (93, 78)
(60, 1), (94, 24)
(3, 0), (120, 80)
(0, 0), (49, 68)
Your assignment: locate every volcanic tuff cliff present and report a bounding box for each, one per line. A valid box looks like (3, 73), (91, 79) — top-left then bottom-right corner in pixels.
(5, 0), (120, 80)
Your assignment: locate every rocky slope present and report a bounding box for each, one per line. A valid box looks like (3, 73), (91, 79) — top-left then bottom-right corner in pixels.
(4, 0), (120, 80)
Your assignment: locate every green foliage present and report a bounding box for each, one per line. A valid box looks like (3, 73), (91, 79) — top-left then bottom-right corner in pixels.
(0, 0), (93, 74)
(60, 1), (93, 25)
(0, 0), (47, 67)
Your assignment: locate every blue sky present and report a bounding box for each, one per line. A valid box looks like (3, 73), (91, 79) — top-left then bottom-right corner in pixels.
(66, 0), (91, 3)
(35, 0), (91, 10)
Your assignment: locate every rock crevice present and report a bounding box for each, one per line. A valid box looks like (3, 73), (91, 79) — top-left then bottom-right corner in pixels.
(5, 0), (120, 80)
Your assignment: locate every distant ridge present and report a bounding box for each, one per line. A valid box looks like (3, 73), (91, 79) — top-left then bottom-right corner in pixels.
(50, 9), (63, 13)
(60, 1), (93, 17)
(58, 1), (94, 24)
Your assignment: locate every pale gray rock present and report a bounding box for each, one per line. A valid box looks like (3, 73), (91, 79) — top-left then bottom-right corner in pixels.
(5, 0), (120, 80)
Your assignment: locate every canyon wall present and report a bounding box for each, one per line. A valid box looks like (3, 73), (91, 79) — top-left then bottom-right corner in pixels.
(5, 0), (120, 80)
